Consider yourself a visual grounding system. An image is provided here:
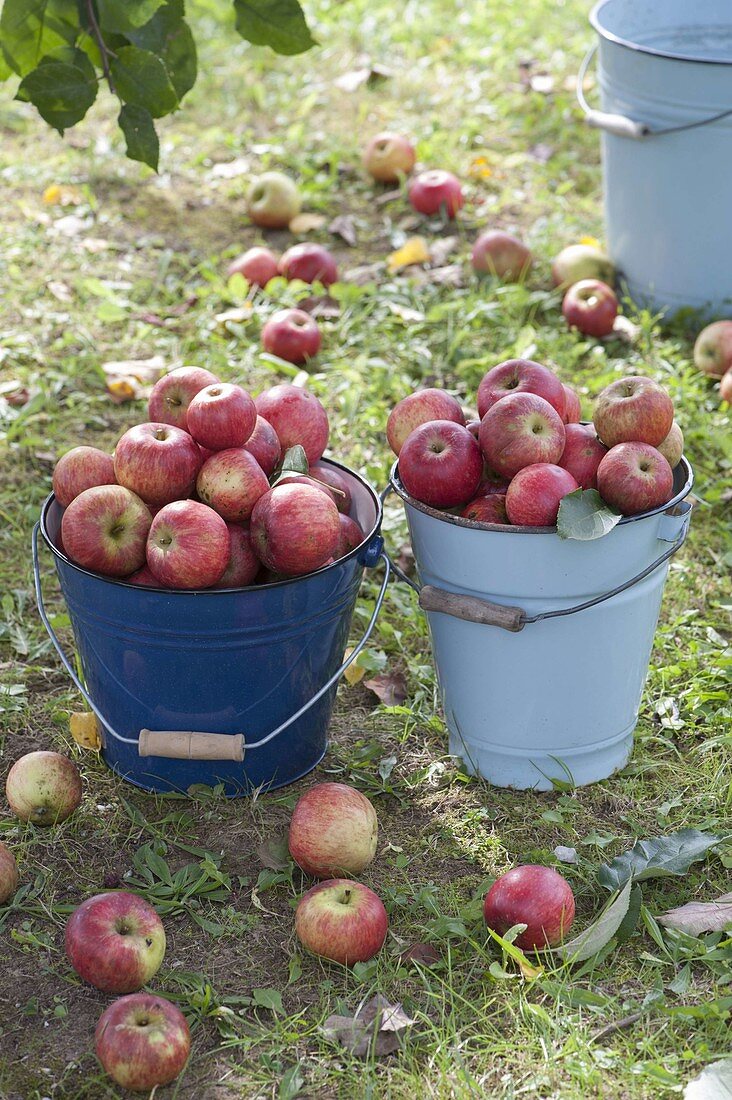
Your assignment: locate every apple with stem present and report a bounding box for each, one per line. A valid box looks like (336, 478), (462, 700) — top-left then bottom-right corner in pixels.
(52, 446), (116, 507)
(484, 865), (575, 950)
(147, 366), (219, 431)
(66, 891), (166, 993)
(471, 230), (532, 281)
(289, 783), (378, 878)
(399, 420), (483, 508)
(114, 423), (202, 507)
(254, 384), (329, 463)
(593, 376), (674, 448)
(146, 500), (230, 588)
(479, 392), (566, 479)
(387, 388), (465, 455)
(278, 243), (338, 287)
(250, 482), (340, 576)
(186, 383), (257, 452)
(262, 308), (321, 364)
(596, 442), (674, 516)
(562, 278), (618, 337)
(295, 878), (388, 965)
(505, 463), (578, 526)
(227, 246), (279, 286)
(95, 993), (190, 1092)
(62, 485), (151, 577)
(408, 170), (464, 217)
(477, 359), (566, 419)
(363, 132), (416, 182)
(246, 171), (300, 229)
(6, 750), (82, 825)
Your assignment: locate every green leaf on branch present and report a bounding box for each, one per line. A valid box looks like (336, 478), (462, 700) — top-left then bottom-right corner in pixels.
(119, 104), (160, 171)
(557, 880), (633, 963)
(234, 0), (316, 55)
(0, 0), (79, 76)
(96, 0), (166, 34)
(598, 828), (722, 892)
(17, 52), (97, 132)
(127, 0), (197, 100)
(556, 488), (622, 541)
(111, 45), (178, 117)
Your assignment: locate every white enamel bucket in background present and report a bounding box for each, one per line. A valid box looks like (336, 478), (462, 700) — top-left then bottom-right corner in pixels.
(578, 0), (732, 316)
(389, 458), (693, 791)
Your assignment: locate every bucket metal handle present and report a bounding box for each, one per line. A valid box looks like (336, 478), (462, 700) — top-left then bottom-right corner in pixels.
(576, 43), (732, 139)
(414, 501), (691, 632)
(32, 522), (391, 761)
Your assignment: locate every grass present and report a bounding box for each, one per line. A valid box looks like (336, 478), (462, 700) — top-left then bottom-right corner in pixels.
(0, 0), (731, 1096)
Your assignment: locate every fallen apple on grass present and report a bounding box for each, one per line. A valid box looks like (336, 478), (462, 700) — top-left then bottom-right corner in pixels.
(147, 366), (219, 432)
(289, 782), (378, 878)
(471, 230), (532, 281)
(551, 243), (615, 288)
(593, 376), (674, 449)
(114, 423), (202, 507)
(52, 446), (116, 507)
(483, 865), (575, 950)
(278, 242), (338, 287)
(5, 750), (82, 825)
(562, 278), (618, 337)
(196, 448), (269, 522)
(363, 131), (416, 182)
(505, 463), (578, 526)
(227, 246), (279, 286)
(387, 388), (465, 456)
(477, 359), (566, 419)
(254, 383), (329, 463)
(246, 171), (300, 229)
(250, 482), (340, 576)
(186, 382), (257, 452)
(66, 891), (166, 993)
(95, 993), (190, 1092)
(479, 392), (566, 479)
(146, 500), (230, 589)
(61, 485), (152, 577)
(0, 841), (19, 904)
(408, 169), (464, 218)
(720, 368), (732, 404)
(558, 423), (608, 490)
(295, 878), (388, 965)
(399, 420), (483, 508)
(261, 308), (321, 364)
(596, 442), (674, 516)
(693, 319), (732, 378)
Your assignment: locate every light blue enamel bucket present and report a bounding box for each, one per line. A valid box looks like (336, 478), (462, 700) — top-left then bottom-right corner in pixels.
(579, 0), (732, 316)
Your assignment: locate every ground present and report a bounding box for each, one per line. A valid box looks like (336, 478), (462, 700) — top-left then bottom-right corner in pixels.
(0, 0), (730, 1098)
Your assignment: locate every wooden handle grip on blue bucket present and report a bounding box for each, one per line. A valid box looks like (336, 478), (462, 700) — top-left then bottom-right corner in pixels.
(138, 730), (245, 761)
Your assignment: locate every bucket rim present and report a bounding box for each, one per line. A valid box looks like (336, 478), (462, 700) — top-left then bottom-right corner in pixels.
(389, 455), (693, 535)
(40, 457), (383, 594)
(590, 0), (732, 66)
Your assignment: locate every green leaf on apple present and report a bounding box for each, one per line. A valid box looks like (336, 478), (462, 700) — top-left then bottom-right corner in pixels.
(598, 828), (724, 892)
(556, 488), (622, 541)
(270, 444), (309, 487)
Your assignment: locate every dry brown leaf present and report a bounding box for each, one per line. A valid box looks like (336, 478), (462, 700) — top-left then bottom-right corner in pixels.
(289, 212), (327, 234)
(101, 355), (167, 384)
(399, 942), (441, 966)
(658, 893), (732, 936)
(429, 236), (459, 266)
(329, 214), (357, 247)
(47, 280), (73, 302)
(70, 712), (101, 750)
(343, 262), (383, 285)
(256, 832), (291, 870)
(387, 236), (430, 274)
(297, 295), (341, 319)
(364, 671), (407, 707)
(322, 994), (414, 1059)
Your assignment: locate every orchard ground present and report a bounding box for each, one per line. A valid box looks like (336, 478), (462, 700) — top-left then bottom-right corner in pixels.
(0, 0), (730, 1097)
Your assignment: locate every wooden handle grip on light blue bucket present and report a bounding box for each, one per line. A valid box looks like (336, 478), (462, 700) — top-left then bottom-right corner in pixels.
(419, 586), (525, 632)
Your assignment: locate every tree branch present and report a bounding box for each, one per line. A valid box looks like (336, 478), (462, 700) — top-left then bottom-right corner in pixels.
(85, 0), (116, 95)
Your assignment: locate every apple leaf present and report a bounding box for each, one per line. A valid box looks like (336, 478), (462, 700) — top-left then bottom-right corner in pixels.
(118, 104), (159, 171)
(598, 828), (723, 892)
(96, 0), (165, 33)
(233, 0), (316, 56)
(110, 45), (178, 118)
(557, 488), (622, 541)
(322, 994), (414, 1058)
(683, 1059), (732, 1100)
(556, 880), (632, 963)
(658, 892), (732, 937)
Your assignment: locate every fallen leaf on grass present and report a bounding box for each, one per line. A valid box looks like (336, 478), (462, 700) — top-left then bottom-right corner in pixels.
(399, 942), (441, 966)
(658, 893), (732, 936)
(47, 280), (73, 302)
(81, 237), (110, 253)
(297, 295), (341, 319)
(598, 828), (722, 892)
(364, 672), (407, 707)
(70, 712), (101, 750)
(329, 214), (357, 246)
(48, 214), (93, 238)
(42, 183), (84, 206)
(557, 880), (632, 963)
(468, 155), (493, 180)
(289, 212), (327, 234)
(214, 304), (254, 327)
(208, 156), (251, 180)
(0, 381), (30, 407)
(387, 302), (425, 323)
(387, 237), (430, 273)
(333, 64), (392, 93)
(343, 647), (367, 686)
(102, 355), (167, 403)
(322, 994), (414, 1058)
(137, 297), (198, 328)
(412, 264), (465, 288)
(429, 236), (459, 266)
(256, 833), (291, 871)
(344, 262), (383, 285)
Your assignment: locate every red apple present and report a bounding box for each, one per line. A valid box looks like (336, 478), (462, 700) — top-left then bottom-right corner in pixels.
(62, 485), (151, 577)
(254, 384), (329, 464)
(262, 308), (321, 364)
(562, 384), (582, 424)
(52, 446), (116, 507)
(657, 420), (684, 468)
(147, 366), (219, 431)
(387, 388), (465, 456)
(277, 473), (337, 504)
(5, 750), (82, 825)
(227, 246), (279, 286)
(596, 442), (674, 515)
(95, 993), (190, 1092)
(471, 230), (532, 281)
(308, 465), (352, 514)
(483, 865), (575, 950)
(363, 132), (416, 182)
(408, 170), (464, 217)
(479, 393), (566, 479)
(186, 383), (257, 451)
(334, 513), (364, 557)
(278, 242), (338, 287)
(295, 878), (388, 965)
(551, 243), (615, 288)
(477, 359), (566, 420)
(593, 376), (674, 448)
(212, 523), (260, 588)
(114, 423), (202, 507)
(196, 448), (269, 522)
(246, 171), (300, 229)
(460, 494), (509, 524)
(693, 319), (732, 378)
(720, 367), (732, 403)
(399, 420), (483, 508)
(0, 842), (18, 904)
(289, 782), (378, 878)
(146, 500), (230, 588)
(243, 415), (281, 476)
(476, 467), (511, 496)
(126, 565), (161, 587)
(562, 278), (618, 337)
(250, 482), (340, 576)
(65, 891), (165, 993)
(505, 463), (578, 526)
(558, 423), (608, 490)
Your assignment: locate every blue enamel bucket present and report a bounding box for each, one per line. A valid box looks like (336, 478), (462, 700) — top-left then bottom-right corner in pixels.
(578, 0), (732, 316)
(390, 457), (693, 791)
(33, 460), (387, 796)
